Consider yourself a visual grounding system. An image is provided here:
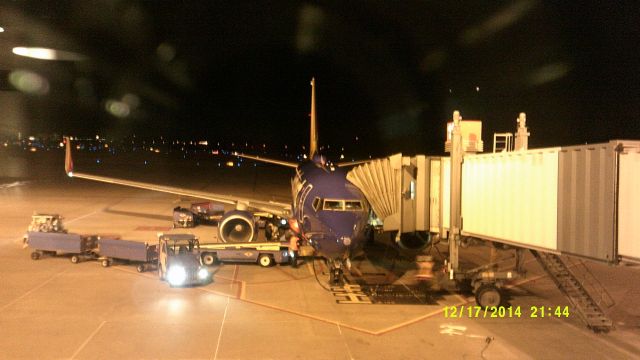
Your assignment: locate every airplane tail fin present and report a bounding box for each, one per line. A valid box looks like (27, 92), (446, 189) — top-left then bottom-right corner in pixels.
(64, 137), (74, 176)
(309, 77), (318, 159)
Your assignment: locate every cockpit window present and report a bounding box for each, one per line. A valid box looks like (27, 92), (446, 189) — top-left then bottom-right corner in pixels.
(322, 199), (363, 211)
(344, 201), (363, 210)
(312, 197), (322, 211)
(323, 200), (344, 210)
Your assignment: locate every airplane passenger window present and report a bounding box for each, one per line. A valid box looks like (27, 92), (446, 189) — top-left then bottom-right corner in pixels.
(312, 197), (322, 211)
(323, 200), (344, 210)
(345, 201), (363, 210)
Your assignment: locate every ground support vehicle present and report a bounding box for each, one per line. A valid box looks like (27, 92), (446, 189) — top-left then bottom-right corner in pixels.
(190, 202), (224, 223)
(97, 238), (158, 272)
(157, 233), (211, 287)
(172, 207), (196, 228)
(23, 213), (67, 245)
(27, 213), (66, 233)
(200, 241), (291, 267)
(27, 231), (98, 263)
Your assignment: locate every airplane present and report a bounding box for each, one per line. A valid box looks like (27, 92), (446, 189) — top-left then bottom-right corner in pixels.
(64, 78), (426, 285)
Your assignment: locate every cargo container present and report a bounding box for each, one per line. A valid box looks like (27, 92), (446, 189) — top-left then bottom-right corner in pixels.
(27, 231), (98, 263)
(97, 238), (158, 272)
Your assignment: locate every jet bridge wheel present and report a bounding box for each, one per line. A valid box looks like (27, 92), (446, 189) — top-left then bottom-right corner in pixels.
(70, 255), (80, 264)
(258, 254), (274, 267)
(30, 251), (41, 260)
(101, 259), (111, 267)
(475, 284), (502, 308)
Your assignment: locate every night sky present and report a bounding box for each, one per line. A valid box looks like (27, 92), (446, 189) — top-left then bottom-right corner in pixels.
(0, 1), (638, 157)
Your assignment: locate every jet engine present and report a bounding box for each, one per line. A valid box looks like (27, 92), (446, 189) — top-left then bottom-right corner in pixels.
(218, 210), (257, 243)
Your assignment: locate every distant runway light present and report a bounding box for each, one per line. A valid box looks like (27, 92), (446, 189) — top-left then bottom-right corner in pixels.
(476, 86), (480, 92)
(9, 70), (49, 95)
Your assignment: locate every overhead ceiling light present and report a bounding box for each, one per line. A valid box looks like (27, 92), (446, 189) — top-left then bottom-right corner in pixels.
(12, 47), (86, 61)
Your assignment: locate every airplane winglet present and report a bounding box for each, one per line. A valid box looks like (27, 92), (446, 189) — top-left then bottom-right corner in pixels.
(64, 136), (74, 176)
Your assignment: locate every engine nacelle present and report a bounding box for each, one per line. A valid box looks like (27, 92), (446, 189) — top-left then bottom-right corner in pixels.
(372, 230), (430, 252)
(397, 231), (430, 251)
(218, 210), (257, 243)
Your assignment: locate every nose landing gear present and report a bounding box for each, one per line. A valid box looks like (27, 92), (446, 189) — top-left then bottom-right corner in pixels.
(329, 259), (345, 286)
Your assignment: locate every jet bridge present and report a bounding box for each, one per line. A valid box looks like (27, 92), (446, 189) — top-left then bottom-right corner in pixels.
(346, 154), (426, 234)
(346, 153), (452, 250)
(461, 140), (640, 264)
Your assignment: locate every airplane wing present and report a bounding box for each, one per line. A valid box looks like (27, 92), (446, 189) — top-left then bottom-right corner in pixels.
(234, 153), (298, 168)
(335, 159), (374, 168)
(64, 138), (291, 217)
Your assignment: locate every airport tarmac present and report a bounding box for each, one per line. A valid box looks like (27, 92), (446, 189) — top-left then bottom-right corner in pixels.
(1, 158), (640, 359)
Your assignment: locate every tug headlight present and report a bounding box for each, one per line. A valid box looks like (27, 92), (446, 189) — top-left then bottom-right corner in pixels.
(167, 266), (187, 286)
(197, 268), (209, 280)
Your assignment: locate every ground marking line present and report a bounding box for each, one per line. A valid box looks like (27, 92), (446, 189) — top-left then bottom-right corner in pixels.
(65, 210), (100, 224)
(212, 296), (230, 360)
(70, 320), (106, 359)
(0, 269), (67, 311)
(337, 323), (355, 360)
(108, 252), (586, 337)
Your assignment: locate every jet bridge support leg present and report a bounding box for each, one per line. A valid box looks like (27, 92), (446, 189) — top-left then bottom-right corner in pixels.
(449, 111), (463, 271)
